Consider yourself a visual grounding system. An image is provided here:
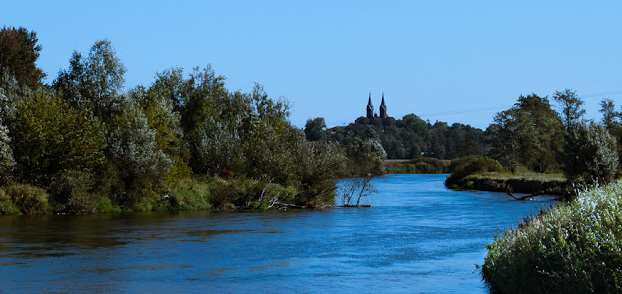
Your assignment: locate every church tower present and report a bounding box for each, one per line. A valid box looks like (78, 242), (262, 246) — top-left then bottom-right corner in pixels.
(379, 92), (388, 119)
(366, 92), (374, 119)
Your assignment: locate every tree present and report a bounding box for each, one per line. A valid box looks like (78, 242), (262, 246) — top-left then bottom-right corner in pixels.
(562, 122), (618, 187)
(553, 89), (585, 130)
(108, 102), (171, 204)
(182, 69), (244, 175)
(0, 27), (44, 89)
(54, 40), (126, 120)
(10, 91), (106, 185)
(600, 98), (619, 130)
(339, 176), (375, 207)
(131, 85), (183, 157)
(304, 117), (326, 141)
(0, 118), (15, 183)
(488, 94), (563, 172)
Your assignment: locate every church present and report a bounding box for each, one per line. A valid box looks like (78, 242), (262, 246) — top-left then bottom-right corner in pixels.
(366, 92), (388, 119)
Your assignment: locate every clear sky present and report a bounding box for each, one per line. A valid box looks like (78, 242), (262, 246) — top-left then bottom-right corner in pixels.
(3, 0), (622, 128)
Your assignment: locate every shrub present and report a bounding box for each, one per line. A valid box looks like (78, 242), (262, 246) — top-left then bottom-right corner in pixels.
(562, 122), (618, 188)
(49, 170), (98, 214)
(445, 156), (505, 188)
(95, 196), (121, 214)
(167, 178), (212, 210)
(0, 188), (19, 215)
(4, 184), (48, 215)
(483, 181), (622, 293)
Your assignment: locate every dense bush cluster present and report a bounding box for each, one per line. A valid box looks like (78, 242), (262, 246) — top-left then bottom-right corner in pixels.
(483, 181), (622, 293)
(0, 27), (362, 215)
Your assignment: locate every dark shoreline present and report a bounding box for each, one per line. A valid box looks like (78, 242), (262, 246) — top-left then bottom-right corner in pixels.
(445, 174), (567, 196)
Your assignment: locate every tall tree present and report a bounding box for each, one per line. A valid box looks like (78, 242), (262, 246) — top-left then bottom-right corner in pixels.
(0, 27), (44, 89)
(54, 40), (126, 120)
(553, 89), (585, 130)
(600, 98), (618, 130)
(488, 94), (563, 172)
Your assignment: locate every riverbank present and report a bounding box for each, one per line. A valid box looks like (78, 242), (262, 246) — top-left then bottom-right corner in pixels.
(482, 180), (622, 293)
(383, 158), (451, 174)
(446, 172), (567, 196)
(0, 176), (336, 216)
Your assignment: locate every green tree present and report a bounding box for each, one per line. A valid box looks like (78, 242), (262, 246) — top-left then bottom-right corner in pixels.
(600, 98), (619, 131)
(54, 40), (126, 120)
(562, 122), (618, 187)
(304, 117), (327, 141)
(0, 27), (44, 89)
(0, 118), (15, 183)
(488, 94), (563, 172)
(108, 102), (171, 204)
(10, 91), (106, 185)
(553, 89), (585, 130)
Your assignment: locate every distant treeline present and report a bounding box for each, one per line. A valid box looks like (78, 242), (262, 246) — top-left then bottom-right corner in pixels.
(306, 86), (622, 190)
(0, 27), (384, 216)
(305, 115), (487, 160)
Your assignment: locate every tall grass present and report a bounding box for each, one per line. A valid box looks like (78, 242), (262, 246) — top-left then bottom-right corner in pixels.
(483, 181), (622, 293)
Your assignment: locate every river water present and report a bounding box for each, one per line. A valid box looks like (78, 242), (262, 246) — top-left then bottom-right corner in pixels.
(0, 174), (553, 293)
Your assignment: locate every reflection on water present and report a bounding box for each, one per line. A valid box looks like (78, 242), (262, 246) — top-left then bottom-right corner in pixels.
(0, 174), (553, 293)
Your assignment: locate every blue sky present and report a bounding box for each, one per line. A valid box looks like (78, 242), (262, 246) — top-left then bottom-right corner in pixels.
(3, 0), (622, 128)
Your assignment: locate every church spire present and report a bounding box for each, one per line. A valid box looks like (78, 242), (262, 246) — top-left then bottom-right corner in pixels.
(380, 91), (387, 119)
(366, 92), (374, 119)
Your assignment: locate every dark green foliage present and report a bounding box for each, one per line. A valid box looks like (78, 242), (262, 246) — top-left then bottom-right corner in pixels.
(600, 98), (618, 130)
(561, 123), (618, 187)
(49, 170), (98, 214)
(10, 91), (106, 186)
(294, 142), (345, 207)
(329, 113), (486, 160)
(483, 182), (622, 294)
(384, 158), (451, 174)
(445, 156), (505, 188)
(4, 184), (49, 215)
(487, 94), (564, 172)
(304, 117), (326, 141)
(0, 27), (44, 89)
(554, 89), (585, 130)
(0, 188), (19, 215)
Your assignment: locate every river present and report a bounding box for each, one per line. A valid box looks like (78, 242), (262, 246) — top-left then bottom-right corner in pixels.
(0, 174), (553, 293)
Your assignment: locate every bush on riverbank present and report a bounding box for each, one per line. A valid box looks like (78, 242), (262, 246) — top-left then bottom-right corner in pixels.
(0, 184), (49, 215)
(445, 156), (505, 188)
(483, 181), (622, 293)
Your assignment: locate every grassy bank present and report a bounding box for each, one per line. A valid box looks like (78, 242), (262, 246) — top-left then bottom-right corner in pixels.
(0, 177), (335, 216)
(482, 180), (622, 293)
(445, 157), (567, 195)
(384, 158), (451, 174)
(452, 171), (567, 195)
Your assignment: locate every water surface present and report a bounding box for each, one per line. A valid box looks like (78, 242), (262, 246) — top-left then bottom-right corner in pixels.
(0, 174), (553, 293)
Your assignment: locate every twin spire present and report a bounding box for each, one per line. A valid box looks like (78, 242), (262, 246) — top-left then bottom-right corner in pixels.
(366, 91), (388, 119)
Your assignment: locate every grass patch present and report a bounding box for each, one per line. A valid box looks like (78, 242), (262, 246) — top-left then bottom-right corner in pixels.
(483, 180), (622, 293)
(465, 171), (566, 182)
